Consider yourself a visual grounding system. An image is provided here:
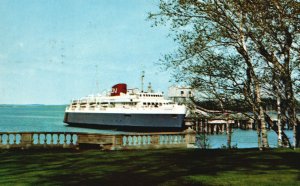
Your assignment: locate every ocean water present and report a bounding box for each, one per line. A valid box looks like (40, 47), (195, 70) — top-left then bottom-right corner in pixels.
(0, 105), (123, 134)
(0, 105), (294, 148)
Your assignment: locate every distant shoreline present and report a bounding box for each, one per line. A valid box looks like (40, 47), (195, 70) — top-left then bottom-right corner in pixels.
(0, 104), (67, 106)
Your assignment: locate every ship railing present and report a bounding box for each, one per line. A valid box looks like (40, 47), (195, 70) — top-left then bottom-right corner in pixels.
(0, 130), (196, 150)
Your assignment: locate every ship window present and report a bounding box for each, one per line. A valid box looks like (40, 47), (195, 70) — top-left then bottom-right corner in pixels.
(124, 114), (131, 117)
(143, 102), (146, 105)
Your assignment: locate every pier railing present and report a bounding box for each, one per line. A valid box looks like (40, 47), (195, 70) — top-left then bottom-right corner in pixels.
(0, 130), (196, 150)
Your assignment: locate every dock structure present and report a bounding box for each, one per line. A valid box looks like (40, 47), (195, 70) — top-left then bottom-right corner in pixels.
(185, 113), (255, 134)
(184, 97), (261, 134)
(185, 118), (234, 135)
(0, 130), (196, 150)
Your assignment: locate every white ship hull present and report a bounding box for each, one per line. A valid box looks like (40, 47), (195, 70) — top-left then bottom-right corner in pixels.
(64, 112), (185, 128)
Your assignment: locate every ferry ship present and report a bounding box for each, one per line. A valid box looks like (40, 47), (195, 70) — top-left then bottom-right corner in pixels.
(63, 83), (187, 130)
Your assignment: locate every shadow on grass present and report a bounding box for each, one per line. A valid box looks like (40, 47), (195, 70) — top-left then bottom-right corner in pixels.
(0, 148), (300, 185)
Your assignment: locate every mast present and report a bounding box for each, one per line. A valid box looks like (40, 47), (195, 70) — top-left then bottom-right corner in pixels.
(141, 71), (145, 92)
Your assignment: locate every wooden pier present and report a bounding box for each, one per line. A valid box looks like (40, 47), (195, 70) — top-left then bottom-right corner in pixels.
(185, 116), (265, 134)
(186, 118), (236, 134)
(0, 130), (196, 150)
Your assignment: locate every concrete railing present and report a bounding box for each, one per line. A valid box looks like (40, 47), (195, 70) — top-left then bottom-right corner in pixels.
(0, 132), (77, 149)
(0, 130), (196, 150)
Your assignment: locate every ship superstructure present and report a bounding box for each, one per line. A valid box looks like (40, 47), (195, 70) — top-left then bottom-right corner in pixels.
(64, 83), (187, 129)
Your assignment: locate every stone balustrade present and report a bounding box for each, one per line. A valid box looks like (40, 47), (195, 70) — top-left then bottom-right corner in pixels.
(0, 130), (196, 150)
(0, 132), (77, 149)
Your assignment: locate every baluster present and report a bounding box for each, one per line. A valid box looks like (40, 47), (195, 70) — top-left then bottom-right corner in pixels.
(170, 135), (173, 144)
(159, 135), (163, 144)
(0, 134), (2, 144)
(165, 135), (169, 144)
(142, 136), (147, 145)
(54, 134), (58, 144)
(161, 135), (165, 144)
(16, 134), (20, 144)
(74, 134), (78, 145)
(147, 135), (151, 145)
(133, 136), (137, 146)
(177, 135), (181, 143)
(128, 136), (132, 146)
(137, 136), (141, 145)
(65, 134), (69, 144)
(122, 136), (127, 146)
(72, 134), (77, 145)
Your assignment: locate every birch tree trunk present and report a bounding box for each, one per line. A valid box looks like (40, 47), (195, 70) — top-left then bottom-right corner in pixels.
(277, 96), (283, 147)
(226, 119), (231, 149)
(276, 85), (283, 147)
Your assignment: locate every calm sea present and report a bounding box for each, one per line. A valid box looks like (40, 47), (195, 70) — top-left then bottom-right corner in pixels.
(0, 105), (293, 148)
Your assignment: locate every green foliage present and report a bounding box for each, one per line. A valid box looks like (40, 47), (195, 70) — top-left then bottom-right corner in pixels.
(149, 0), (300, 103)
(195, 133), (210, 149)
(150, 0), (300, 147)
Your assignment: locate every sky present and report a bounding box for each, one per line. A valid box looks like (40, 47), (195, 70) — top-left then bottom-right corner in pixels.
(0, 0), (177, 104)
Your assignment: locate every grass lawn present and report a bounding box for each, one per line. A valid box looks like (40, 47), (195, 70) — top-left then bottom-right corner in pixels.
(0, 148), (299, 185)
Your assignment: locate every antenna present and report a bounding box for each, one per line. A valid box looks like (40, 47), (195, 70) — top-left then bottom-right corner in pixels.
(141, 71), (145, 92)
(147, 82), (152, 93)
(95, 65), (100, 93)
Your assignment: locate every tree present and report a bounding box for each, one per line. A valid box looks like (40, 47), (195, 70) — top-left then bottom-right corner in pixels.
(149, 0), (299, 148)
(236, 0), (300, 147)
